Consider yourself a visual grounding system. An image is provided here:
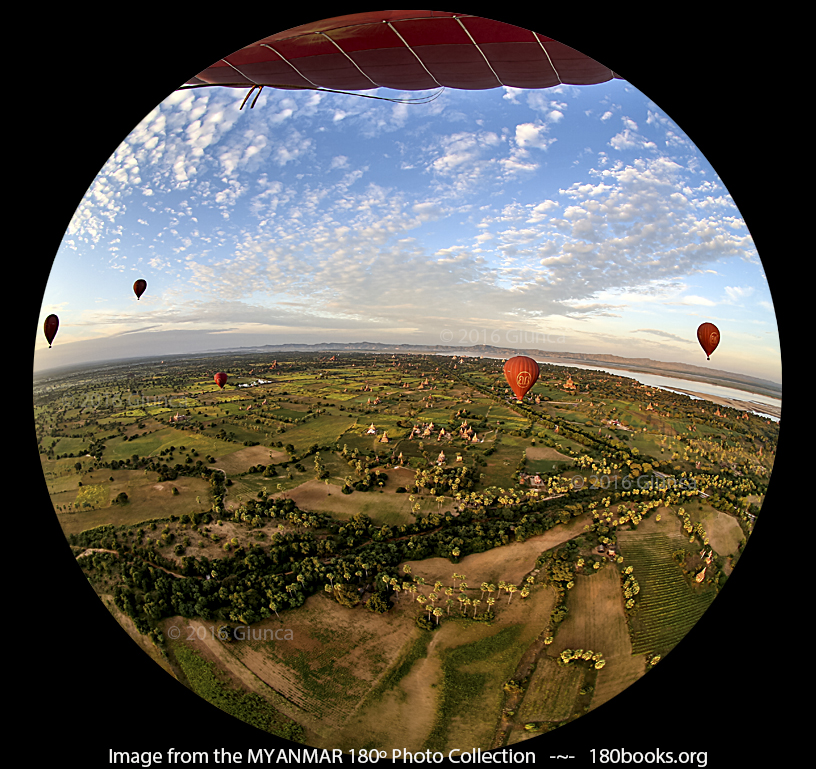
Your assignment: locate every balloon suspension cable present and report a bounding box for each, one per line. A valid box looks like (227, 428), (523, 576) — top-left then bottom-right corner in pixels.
(182, 83), (445, 107)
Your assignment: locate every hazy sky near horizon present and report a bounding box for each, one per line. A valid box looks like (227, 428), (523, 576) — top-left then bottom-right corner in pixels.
(36, 66), (781, 381)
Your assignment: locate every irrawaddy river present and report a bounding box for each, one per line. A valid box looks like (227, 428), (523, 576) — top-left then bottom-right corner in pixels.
(443, 351), (782, 422)
(556, 362), (781, 421)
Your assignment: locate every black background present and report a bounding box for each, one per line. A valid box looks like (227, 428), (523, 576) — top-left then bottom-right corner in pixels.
(29, 8), (791, 766)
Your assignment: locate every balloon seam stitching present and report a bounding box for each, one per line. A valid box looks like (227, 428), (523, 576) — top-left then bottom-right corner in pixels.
(532, 33), (562, 84)
(385, 20), (443, 88)
(259, 43), (323, 89)
(452, 15), (502, 87)
(315, 30), (382, 88)
(219, 57), (261, 86)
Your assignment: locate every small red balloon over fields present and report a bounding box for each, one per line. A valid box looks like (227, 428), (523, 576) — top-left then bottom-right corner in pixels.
(43, 314), (59, 347)
(696, 323), (720, 360)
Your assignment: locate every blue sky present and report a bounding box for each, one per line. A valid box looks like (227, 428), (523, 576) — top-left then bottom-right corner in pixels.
(35, 74), (780, 382)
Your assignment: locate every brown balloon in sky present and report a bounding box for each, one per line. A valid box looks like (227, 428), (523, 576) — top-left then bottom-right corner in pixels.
(503, 355), (540, 401)
(43, 314), (59, 348)
(133, 279), (147, 300)
(214, 372), (228, 389)
(696, 323), (720, 360)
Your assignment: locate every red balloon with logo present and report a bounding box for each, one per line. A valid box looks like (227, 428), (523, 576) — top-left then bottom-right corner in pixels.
(503, 356), (539, 401)
(214, 372), (228, 389)
(696, 323), (720, 360)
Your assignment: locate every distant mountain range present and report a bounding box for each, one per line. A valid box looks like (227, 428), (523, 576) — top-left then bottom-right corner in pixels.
(213, 341), (782, 398)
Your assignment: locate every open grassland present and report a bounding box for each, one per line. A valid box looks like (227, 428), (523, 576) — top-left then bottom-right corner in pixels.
(687, 502), (744, 556)
(403, 514), (589, 588)
(213, 445), (287, 474)
(56, 469), (212, 537)
(616, 519), (717, 656)
(280, 473), (417, 526)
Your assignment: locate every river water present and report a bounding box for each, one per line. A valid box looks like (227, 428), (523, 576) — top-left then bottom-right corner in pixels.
(542, 361), (781, 419)
(441, 351), (781, 421)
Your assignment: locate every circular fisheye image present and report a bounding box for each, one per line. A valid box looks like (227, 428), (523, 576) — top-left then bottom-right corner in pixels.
(33, 10), (782, 762)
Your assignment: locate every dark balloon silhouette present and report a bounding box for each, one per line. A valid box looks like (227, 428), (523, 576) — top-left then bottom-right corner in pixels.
(43, 314), (59, 348)
(503, 355), (540, 401)
(696, 323), (720, 360)
(214, 372), (228, 389)
(133, 279), (147, 300)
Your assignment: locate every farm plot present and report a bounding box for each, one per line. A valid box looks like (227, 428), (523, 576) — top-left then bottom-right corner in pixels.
(272, 415), (356, 452)
(229, 593), (417, 746)
(516, 654), (584, 723)
(616, 528), (717, 656)
(548, 562), (643, 712)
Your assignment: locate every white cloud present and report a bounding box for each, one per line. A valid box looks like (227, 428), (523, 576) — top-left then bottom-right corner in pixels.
(514, 122), (555, 150)
(724, 285), (755, 303)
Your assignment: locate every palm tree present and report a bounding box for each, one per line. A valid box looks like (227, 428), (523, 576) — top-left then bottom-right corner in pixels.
(433, 607), (443, 625)
(507, 584), (518, 603)
(472, 598), (481, 618)
(480, 582), (489, 600)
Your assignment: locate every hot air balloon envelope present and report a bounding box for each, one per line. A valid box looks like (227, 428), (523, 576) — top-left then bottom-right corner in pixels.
(696, 323), (720, 360)
(214, 372), (228, 389)
(503, 356), (540, 401)
(43, 314), (59, 348)
(186, 11), (621, 94)
(133, 279), (147, 300)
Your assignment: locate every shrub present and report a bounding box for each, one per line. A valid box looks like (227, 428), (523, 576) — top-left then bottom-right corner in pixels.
(365, 593), (391, 614)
